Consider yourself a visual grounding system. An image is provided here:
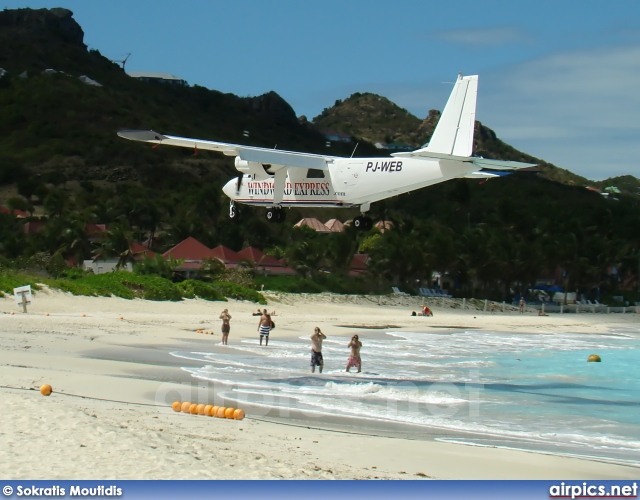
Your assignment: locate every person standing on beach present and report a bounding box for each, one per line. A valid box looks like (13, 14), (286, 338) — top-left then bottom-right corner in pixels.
(310, 327), (326, 373)
(346, 335), (362, 373)
(258, 308), (271, 346)
(219, 309), (231, 345)
(519, 297), (525, 315)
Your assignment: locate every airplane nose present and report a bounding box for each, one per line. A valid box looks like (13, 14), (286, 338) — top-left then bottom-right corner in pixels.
(222, 179), (237, 199)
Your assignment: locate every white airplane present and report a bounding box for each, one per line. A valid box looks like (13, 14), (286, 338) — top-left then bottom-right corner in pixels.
(118, 74), (534, 230)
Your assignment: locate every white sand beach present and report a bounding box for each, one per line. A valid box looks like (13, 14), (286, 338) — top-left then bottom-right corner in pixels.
(0, 288), (638, 480)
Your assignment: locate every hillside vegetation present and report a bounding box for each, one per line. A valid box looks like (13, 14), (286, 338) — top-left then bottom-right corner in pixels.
(0, 7), (639, 303)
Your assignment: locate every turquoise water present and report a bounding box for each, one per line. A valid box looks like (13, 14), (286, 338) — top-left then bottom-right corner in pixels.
(173, 326), (640, 466)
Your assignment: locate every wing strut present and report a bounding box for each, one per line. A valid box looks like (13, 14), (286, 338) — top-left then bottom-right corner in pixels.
(272, 167), (288, 205)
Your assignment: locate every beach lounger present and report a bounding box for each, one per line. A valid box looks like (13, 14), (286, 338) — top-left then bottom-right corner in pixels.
(392, 286), (409, 296)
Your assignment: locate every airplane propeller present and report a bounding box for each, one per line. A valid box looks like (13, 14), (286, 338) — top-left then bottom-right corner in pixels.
(236, 172), (243, 193)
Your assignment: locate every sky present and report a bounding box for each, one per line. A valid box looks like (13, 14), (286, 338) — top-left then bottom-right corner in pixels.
(4, 0), (640, 181)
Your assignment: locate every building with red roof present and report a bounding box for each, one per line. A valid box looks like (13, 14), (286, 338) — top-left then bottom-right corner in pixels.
(210, 245), (242, 264)
(163, 236), (217, 261)
(324, 219), (344, 232)
(294, 218), (331, 232)
(0, 207), (28, 218)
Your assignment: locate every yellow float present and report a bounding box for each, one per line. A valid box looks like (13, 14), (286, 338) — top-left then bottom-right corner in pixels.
(40, 384), (53, 396)
(172, 401), (182, 412)
(587, 354), (601, 362)
(233, 409), (245, 420)
(181, 401), (191, 413)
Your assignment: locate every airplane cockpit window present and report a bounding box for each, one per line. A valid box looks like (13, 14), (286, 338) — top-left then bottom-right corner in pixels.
(307, 169), (325, 178)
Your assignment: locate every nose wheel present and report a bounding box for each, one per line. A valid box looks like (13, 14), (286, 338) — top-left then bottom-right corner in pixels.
(353, 215), (372, 230)
(265, 207), (286, 223)
(229, 201), (240, 222)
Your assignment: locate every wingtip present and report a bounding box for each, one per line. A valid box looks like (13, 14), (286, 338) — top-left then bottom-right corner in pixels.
(117, 129), (167, 142)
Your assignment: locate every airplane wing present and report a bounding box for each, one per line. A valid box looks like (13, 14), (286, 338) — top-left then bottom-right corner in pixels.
(117, 130), (337, 170)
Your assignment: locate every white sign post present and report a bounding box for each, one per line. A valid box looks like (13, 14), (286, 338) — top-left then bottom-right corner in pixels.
(13, 285), (32, 313)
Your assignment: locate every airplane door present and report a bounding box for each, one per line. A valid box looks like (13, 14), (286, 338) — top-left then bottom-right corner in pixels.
(336, 161), (360, 189)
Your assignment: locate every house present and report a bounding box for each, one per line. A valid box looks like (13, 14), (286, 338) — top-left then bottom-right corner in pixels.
(349, 253), (370, 276)
(321, 129), (352, 143)
(163, 237), (219, 278)
(210, 245), (242, 265)
(294, 218), (331, 232)
(385, 142), (412, 151)
(237, 247), (295, 276)
(127, 71), (187, 86)
(374, 220), (394, 233)
(0, 207), (28, 218)
(324, 219), (344, 232)
(83, 241), (154, 274)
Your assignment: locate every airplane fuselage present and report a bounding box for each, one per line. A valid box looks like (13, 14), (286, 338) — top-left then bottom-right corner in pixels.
(222, 156), (477, 209)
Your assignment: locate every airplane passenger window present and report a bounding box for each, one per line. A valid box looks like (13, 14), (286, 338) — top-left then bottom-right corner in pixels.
(307, 169), (325, 178)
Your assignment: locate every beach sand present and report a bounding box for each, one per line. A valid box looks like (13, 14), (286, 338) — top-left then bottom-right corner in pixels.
(0, 288), (638, 480)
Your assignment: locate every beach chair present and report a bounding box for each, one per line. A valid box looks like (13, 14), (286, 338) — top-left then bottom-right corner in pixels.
(434, 289), (452, 298)
(392, 286), (409, 296)
(418, 288), (430, 297)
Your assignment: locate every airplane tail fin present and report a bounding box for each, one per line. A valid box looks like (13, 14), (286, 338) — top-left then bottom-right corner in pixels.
(422, 74), (478, 157)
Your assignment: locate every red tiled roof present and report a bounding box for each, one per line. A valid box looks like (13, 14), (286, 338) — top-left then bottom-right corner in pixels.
(210, 245), (242, 263)
(350, 253), (369, 270)
(0, 207), (28, 218)
(130, 241), (156, 259)
(163, 237), (217, 261)
(85, 224), (107, 237)
(294, 218), (331, 232)
(325, 219), (344, 232)
(237, 247), (281, 267)
(374, 220), (394, 233)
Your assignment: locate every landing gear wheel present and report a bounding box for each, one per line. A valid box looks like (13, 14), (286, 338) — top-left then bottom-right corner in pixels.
(276, 209), (286, 223)
(265, 208), (279, 223)
(353, 215), (372, 231)
(229, 202), (240, 222)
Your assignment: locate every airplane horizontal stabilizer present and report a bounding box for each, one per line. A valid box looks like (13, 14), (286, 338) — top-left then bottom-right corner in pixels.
(470, 158), (537, 170)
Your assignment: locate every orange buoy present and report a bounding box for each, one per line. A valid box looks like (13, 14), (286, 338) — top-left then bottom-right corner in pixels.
(45, 313), (49, 316)
(81, 314), (86, 317)
(587, 354), (602, 362)
(216, 407), (227, 418)
(211, 405), (219, 417)
(204, 405), (213, 416)
(172, 401), (182, 412)
(10, 311), (15, 315)
(119, 316), (123, 320)
(189, 403), (198, 414)
(233, 409), (245, 420)
(196, 329), (202, 333)
(181, 402), (191, 413)
(197, 404), (206, 415)
(224, 407), (235, 419)
(40, 384), (53, 396)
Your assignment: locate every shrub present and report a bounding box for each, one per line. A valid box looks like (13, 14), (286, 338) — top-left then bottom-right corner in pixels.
(213, 281), (266, 304)
(177, 280), (226, 301)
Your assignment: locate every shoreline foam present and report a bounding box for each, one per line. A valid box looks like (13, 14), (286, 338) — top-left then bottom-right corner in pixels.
(1, 289), (638, 479)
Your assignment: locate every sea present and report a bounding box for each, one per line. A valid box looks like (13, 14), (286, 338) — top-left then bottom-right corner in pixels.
(171, 326), (640, 466)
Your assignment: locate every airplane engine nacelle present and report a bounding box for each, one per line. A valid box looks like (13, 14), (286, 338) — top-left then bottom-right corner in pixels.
(234, 157), (271, 180)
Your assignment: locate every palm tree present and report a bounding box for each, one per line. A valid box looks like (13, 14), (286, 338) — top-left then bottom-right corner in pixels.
(93, 221), (135, 270)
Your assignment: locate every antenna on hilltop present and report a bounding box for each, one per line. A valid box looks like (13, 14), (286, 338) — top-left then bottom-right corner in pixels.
(112, 53), (131, 72)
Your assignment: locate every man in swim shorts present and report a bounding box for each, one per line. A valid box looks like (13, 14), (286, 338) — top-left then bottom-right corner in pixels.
(258, 308), (271, 346)
(219, 309), (231, 345)
(310, 327), (326, 373)
(346, 334), (362, 373)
